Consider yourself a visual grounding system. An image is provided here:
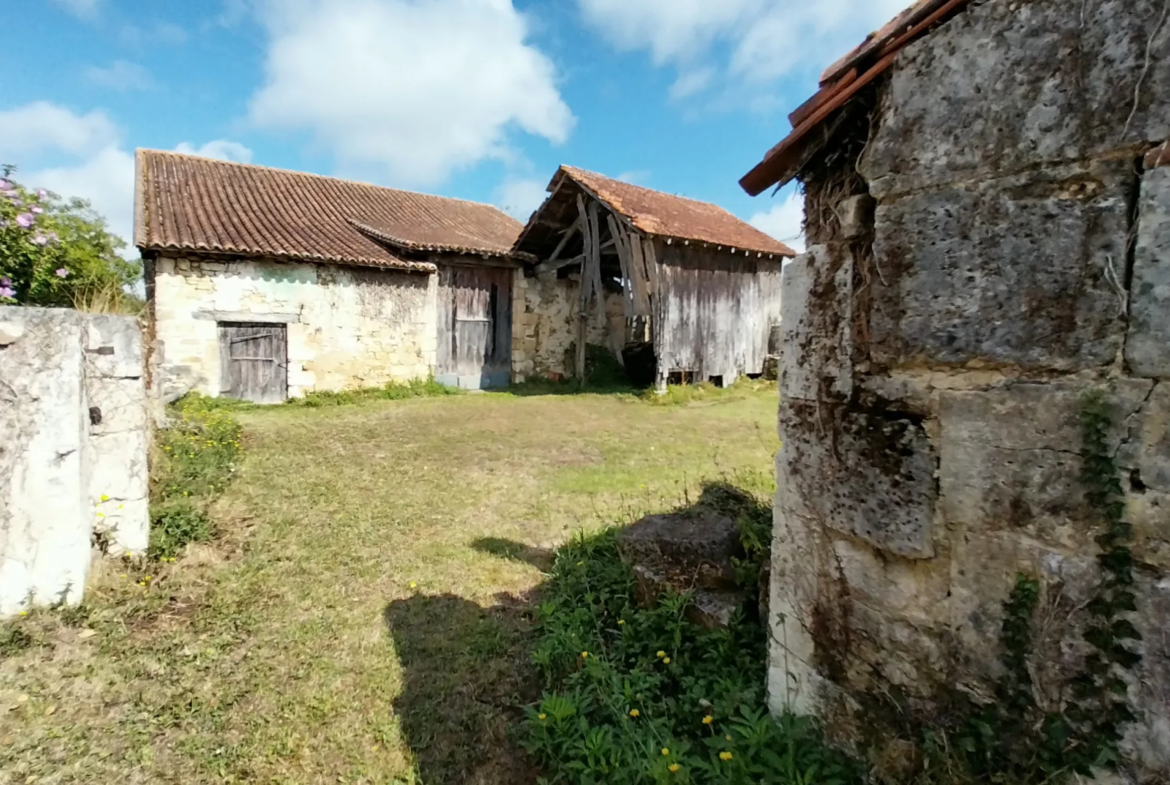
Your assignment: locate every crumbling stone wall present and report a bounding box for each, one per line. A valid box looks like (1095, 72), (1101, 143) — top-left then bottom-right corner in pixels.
(0, 307), (148, 616)
(512, 268), (624, 381)
(151, 255), (437, 400)
(769, 0), (1170, 778)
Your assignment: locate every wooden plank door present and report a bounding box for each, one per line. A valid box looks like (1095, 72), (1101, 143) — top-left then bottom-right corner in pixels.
(435, 266), (512, 389)
(218, 322), (288, 403)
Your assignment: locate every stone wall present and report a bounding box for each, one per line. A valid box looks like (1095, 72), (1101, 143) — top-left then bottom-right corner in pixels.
(151, 255), (438, 400)
(768, 0), (1170, 779)
(0, 307), (148, 616)
(512, 268), (624, 381)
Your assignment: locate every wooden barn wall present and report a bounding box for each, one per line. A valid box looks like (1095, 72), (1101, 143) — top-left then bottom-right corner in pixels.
(654, 243), (782, 379)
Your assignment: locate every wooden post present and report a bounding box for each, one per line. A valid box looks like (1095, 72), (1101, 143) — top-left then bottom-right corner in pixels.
(575, 195), (591, 383)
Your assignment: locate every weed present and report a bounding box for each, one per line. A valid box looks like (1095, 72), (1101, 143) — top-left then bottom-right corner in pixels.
(289, 376), (462, 408)
(149, 499), (214, 559)
(523, 527), (859, 784)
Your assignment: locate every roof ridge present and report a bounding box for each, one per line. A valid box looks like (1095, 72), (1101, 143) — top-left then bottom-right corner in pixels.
(136, 148), (515, 216)
(558, 165), (737, 213)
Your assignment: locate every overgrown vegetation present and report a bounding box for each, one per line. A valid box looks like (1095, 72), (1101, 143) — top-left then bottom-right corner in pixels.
(149, 394), (243, 559)
(524, 513), (859, 784)
(0, 164), (141, 311)
(899, 390), (1143, 784)
(288, 375), (463, 407)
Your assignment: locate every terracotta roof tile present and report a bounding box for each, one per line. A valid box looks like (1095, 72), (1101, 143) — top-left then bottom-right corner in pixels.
(135, 150), (523, 270)
(740, 0), (971, 196)
(549, 166), (794, 256)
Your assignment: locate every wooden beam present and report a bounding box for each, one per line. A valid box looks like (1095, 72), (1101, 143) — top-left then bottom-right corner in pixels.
(587, 201), (605, 329)
(546, 218), (581, 264)
(535, 254), (584, 275)
(575, 194), (591, 382)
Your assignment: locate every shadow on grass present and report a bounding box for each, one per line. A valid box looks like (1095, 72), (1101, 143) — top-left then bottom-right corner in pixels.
(383, 591), (541, 785)
(500, 379), (645, 398)
(382, 480), (778, 784)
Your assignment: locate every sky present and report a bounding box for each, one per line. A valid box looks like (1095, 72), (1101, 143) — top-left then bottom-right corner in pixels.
(0, 0), (914, 259)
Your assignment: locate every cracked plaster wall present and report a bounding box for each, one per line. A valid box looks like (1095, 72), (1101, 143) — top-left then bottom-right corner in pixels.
(767, 0), (1170, 779)
(0, 307), (148, 616)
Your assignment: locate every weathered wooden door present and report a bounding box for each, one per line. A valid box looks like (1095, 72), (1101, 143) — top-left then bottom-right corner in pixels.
(218, 322), (288, 403)
(436, 266), (512, 389)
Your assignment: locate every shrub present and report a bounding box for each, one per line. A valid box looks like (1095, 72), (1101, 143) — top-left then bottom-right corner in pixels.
(523, 530), (859, 784)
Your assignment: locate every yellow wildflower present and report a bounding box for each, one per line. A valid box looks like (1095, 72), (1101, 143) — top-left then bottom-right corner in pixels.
(668, 763), (680, 773)
(702, 715), (714, 725)
(720, 751), (733, 761)
(577, 561), (584, 566)
(656, 650), (666, 658)
(18, 610), (28, 617)
(617, 619), (625, 626)
(661, 748), (670, 757)
(538, 713), (547, 721)
(581, 651), (589, 659)
(409, 581), (417, 589)
(663, 657), (671, 664)
(100, 494), (109, 502)
(629, 709), (640, 718)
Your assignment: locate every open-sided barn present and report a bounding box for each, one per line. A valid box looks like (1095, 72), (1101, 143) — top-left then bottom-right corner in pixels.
(512, 166), (796, 389)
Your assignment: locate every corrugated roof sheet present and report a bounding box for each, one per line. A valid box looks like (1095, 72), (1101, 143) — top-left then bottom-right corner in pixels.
(739, 0), (971, 196)
(135, 150), (523, 271)
(547, 166), (795, 256)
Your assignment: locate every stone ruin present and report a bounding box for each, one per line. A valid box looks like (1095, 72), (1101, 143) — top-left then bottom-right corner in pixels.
(756, 0), (1170, 780)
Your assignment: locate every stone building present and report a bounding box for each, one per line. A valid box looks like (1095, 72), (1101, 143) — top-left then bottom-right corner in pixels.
(741, 0), (1169, 779)
(135, 150), (523, 401)
(513, 166), (794, 388)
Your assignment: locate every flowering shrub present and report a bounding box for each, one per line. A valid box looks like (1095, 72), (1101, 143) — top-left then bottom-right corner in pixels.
(149, 395), (244, 559)
(0, 164), (140, 308)
(523, 529), (860, 784)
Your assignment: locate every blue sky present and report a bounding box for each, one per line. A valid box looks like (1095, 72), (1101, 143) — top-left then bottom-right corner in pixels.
(0, 0), (912, 257)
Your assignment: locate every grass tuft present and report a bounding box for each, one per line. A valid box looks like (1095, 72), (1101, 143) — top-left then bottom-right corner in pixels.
(289, 376), (463, 408)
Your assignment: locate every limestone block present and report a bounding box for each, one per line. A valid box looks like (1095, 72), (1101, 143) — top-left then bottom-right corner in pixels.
(779, 246), (853, 401)
(1127, 167), (1170, 378)
(1121, 382), (1170, 493)
(838, 194), (875, 240)
(939, 381), (1153, 550)
(0, 320), (24, 345)
(769, 451), (823, 715)
(0, 307), (89, 615)
(1129, 490), (1170, 571)
(870, 160), (1132, 370)
(1123, 573), (1170, 777)
(85, 315), (143, 379)
(779, 399), (937, 558)
(846, 601), (946, 695)
(829, 536), (951, 624)
(861, 0), (1170, 197)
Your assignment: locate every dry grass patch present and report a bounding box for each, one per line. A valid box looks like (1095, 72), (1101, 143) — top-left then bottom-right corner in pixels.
(0, 387), (778, 784)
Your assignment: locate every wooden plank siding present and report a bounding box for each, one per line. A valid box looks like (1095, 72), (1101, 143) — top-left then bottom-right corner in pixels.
(652, 243), (782, 381)
(436, 265), (513, 389)
(218, 322), (289, 403)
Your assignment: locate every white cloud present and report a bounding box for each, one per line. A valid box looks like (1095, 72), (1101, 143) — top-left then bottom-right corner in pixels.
(494, 177), (549, 223)
(1, 101), (250, 258)
(174, 140), (254, 163)
(51, 0), (101, 18)
(84, 61), (155, 91)
(749, 190), (805, 254)
(0, 102), (119, 158)
(247, 0), (574, 187)
(578, 0), (915, 96)
(28, 146), (137, 257)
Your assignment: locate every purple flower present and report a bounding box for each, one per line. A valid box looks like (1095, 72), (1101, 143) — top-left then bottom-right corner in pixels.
(0, 180), (12, 193)
(1, 277), (11, 287)
(0, 286), (15, 299)
(31, 234), (48, 246)
(30, 206), (43, 214)
(55, 268), (69, 278)
(36, 189), (47, 199)
(15, 213), (34, 228)
(45, 231), (58, 243)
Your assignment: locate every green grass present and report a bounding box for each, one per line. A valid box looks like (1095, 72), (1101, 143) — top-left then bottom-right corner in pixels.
(0, 386), (779, 784)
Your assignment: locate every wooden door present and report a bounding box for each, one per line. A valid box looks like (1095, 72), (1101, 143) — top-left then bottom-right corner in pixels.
(218, 322), (288, 403)
(436, 266), (512, 389)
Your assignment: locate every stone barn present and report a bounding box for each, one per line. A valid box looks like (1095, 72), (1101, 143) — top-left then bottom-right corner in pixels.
(135, 150), (523, 401)
(511, 166), (795, 389)
(742, 0), (1170, 779)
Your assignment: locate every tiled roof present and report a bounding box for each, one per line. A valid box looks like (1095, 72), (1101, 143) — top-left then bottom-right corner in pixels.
(135, 150), (523, 271)
(551, 166), (795, 257)
(740, 0), (971, 196)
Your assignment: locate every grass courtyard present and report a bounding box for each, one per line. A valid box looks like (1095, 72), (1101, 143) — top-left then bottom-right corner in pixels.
(0, 385), (779, 784)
